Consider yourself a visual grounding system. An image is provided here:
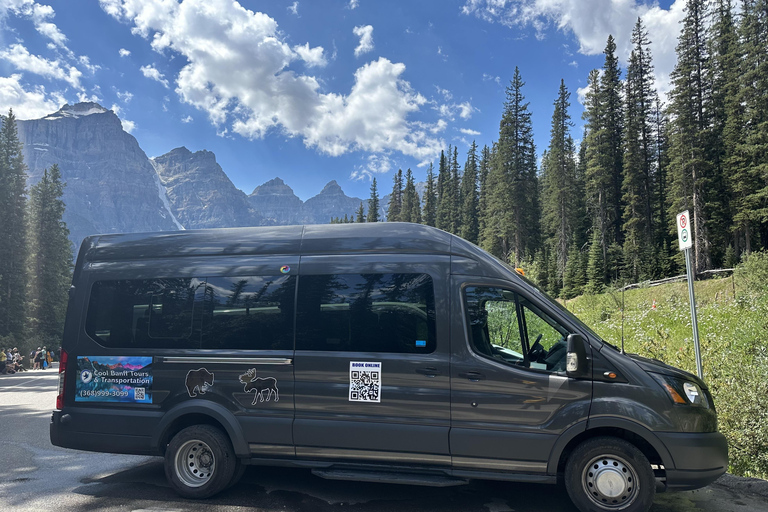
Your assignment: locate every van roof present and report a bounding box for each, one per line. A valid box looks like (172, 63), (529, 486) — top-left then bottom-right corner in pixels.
(81, 223), (483, 262)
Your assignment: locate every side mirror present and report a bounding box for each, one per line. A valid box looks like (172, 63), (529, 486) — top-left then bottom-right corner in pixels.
(566, 333), (590, 379)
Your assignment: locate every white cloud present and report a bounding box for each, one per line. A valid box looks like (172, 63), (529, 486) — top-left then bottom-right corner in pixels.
(353, 24), (374, 57)
(0, 43), (83, 89)
(351, 153), (392, 181)
(457, 101), (476, 119)
(140, 64), (170, 88)
(482, 73), (501, 85)
(288, 1), (298, 15)
(99, 0), (443, 163)
(293, 43), (327, 67)
(435, 100), (477, 121)
(111, 99), (135, 131)
(79, 55), (100, 74)
(0, 74), (64, 119)
(435, 85), (452, 101)
(119, 48), (131, 57)
(348, 0), (359, 9)
(0, 0), (68, 47)
(460, 128), (481, 135)
(181, 115), (193, 123)
(462, 0), (687, 97)
(116, 90), (133, 102)
(76, 92), (101, 103)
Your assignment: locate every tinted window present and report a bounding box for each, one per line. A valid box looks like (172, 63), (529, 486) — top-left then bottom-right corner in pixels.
(202, 275), (295, 350)
(296, 273), (435, 353)
(86, 278), (202, 348)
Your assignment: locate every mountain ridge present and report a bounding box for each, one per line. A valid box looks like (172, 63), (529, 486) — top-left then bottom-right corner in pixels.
(17, 102), (374, 251)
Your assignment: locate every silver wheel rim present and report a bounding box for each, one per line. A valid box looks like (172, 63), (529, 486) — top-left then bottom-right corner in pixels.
(174, 439), (215, 488)
(582, 454), (639, 510)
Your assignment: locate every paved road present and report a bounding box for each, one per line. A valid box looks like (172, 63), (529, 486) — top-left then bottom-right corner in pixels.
(1, 369), (766, 512)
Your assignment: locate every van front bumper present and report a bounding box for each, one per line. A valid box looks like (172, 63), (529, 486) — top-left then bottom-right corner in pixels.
(656, 431), (728, 490)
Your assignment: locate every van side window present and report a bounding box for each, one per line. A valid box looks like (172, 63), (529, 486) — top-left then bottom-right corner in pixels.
(296, 273), (436, 353)
(85, 278), (202, 348)
(202, 275), (295, 350)
(464, 286), (569, 372)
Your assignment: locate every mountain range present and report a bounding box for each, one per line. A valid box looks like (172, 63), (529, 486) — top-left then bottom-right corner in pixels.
(17, 102), (379, 252)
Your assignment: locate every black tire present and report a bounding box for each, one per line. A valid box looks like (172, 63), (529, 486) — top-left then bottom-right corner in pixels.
(564, 436), (655, 512)
(164, 425), (237, 499)
(227, 459), (246, 489)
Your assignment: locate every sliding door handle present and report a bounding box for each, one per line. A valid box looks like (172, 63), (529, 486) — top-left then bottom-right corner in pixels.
(416, 367), (441, 378)
(459, 371), (485, 382)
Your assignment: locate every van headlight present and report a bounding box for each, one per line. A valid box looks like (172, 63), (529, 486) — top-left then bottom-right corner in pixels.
(651, 373), (710, 408)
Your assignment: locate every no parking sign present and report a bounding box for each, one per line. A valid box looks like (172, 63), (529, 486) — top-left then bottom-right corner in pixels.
(677, 210), (693, 251)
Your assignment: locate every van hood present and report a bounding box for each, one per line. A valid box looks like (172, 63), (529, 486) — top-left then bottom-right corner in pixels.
(627, 353), (707, 388)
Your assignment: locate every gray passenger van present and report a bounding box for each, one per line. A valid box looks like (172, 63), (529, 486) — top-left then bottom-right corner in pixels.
(51, 223), (727, 512)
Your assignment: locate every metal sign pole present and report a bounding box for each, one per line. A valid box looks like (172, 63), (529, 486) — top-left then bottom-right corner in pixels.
(684, 247), (703, 379)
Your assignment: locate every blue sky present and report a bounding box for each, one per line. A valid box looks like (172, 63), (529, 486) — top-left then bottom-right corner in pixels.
(0, 0), (682, 201)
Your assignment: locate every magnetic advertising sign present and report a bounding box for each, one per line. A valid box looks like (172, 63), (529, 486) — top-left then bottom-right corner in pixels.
(349, 361), (381, 402)
(75, 356), (153, 403)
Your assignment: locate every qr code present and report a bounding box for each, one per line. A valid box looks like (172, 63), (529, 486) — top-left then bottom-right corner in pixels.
(134, 387), (145, 401)
(349, 362), (381, 402)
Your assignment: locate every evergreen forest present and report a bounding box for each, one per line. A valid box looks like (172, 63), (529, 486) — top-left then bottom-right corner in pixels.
(348, 0), (768, 300)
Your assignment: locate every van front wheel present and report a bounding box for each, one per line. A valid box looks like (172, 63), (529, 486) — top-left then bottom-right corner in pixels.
(565, 437), (655, 512)
(164, 425), (237, 499)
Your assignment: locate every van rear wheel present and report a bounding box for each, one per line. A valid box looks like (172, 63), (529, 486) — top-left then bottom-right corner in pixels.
(164, 425), (236, 499)
(565, 436), (655, 512)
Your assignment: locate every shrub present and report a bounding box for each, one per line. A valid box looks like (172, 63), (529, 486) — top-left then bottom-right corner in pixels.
(734, 250), (768, 295)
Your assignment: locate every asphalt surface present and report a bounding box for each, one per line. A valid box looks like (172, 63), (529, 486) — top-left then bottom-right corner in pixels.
(1, 366), (767, 512)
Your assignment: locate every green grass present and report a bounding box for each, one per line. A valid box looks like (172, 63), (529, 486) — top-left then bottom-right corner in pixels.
(564, 275), (768, 480)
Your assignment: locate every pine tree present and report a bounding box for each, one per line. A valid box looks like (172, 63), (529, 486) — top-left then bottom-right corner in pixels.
(602, 36), (625, 247)
(562, 242), (584, 299)
(355, 202), (366, 223)
(623, 18), (658, 281)
(367, 177), (380, 222)
(582, 68), (611, 280)
(480, 68), (539, 263)
(401, 168), (421, 224)
(448, 146), (462, 234)
(459, 141), (479, 243)
(477, 145), (491, 241)
(422, 163), (437, 226)
(733, 0), (768, 251)
(531, 248), (549, 292)
(435, 150), (451, 231)
(652, 97), (671, 252)
(387, 169), (403, 222)
(0, 109), (28, 340)
(705, 0), (739, 264)
(584, 229), (605, 294)
(668, 0), (719, 273)
(540, 80), (581, 287)
(14, 168), (74, 348)
(582, 36), (624, 281)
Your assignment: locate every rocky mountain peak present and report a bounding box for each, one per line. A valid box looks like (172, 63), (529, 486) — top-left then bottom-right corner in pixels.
(251, 177), (296, 197)
(319, 180), (344, 195)
(43, 102), (113, 121)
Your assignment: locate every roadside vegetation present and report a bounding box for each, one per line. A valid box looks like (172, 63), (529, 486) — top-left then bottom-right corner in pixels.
(564, 252), (768, 480)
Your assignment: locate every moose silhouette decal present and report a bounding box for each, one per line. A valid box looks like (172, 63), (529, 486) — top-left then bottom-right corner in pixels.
(238, 368), (279, 405)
